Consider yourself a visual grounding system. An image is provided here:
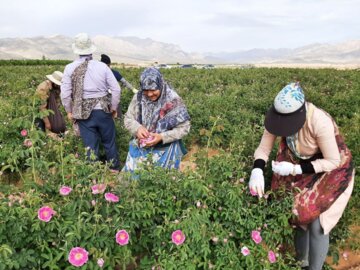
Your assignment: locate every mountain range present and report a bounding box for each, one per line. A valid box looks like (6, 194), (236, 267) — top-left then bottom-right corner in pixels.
(0, 35), (359, 65)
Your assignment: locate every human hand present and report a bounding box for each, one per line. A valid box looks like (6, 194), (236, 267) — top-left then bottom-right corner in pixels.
(111, 110), (118, 119)
(45, 122), (51, 130)
(249, 168), (265, 198)
(67, 112), (73, 122)
(136, 126), (150, 139)
(272, 161), (302, 176)
(132, 88), (139, 94)
(144, 132), (162, 147)
(46, 131), (62, 141)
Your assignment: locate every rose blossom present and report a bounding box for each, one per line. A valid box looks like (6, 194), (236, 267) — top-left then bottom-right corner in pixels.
(251, 230), (262, 244)
(37, 206), (55, 222)
(59, 186), (72, 196)
(139, 135), (155, 147)
(241, 246), (250, 256)
(268, 250), (277, 263)
(292, 208), (299, 216)
(116, 230), (129, 245)
(171, 230), (186, 245)
(250, 188), (258, 196)
(20, 129), (28, 137)
(105, 192), (119, 203)
(91, 184), (106, 194)
(23, 139), (32, 147)
(211, 236), (219, 243)
(97, 258), (105, 268)
(68, 247), (88, 267)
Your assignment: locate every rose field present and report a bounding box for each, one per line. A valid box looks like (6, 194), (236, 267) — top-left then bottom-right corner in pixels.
(0, 60), (359, 269)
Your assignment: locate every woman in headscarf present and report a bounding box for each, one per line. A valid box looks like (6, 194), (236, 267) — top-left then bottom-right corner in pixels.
(122, 67), (191, 172)
(248, 82), (354, 270)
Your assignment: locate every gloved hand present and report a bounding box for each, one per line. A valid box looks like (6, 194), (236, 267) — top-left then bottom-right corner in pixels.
(272, 161), (302, 176)
(248, 168), (265, 198)
(132, 88), (139, 94)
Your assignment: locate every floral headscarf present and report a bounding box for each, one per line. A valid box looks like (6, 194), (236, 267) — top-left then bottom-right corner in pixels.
(137, 67), (190, 133)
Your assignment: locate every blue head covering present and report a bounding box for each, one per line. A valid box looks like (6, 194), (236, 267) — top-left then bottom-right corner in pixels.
(140, 67), (164, 91)
(136, 67), (190, 133)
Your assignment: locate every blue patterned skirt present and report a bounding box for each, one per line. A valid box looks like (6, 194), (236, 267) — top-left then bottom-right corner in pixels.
(122, 139), (187, 173)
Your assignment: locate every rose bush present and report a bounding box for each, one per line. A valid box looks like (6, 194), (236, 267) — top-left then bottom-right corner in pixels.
(0, 151), (297, 269)
(0, 62), (359, 269)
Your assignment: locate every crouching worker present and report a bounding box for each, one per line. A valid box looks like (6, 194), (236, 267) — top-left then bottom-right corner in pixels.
(35, 70), (66, 139)
(122, 67), (190, 173)
(248, 82), (354, 270)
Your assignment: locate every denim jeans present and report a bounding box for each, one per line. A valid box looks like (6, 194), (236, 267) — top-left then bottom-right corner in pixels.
(77, 110), (120, 170)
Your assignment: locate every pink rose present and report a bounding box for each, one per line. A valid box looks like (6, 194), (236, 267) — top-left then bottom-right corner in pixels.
(59, 186), (72, 196)
(251, 230), (262, 244)
(68, 247), (88, 267)
(292, 208), (299, 216)
(23, 139), (33, 147)
(104, 192), (119, 203)
(97, 258), (105, 268)
(139, 135), (155, 148)
(116, 230), (129, 246)
(171, 230), (186, 246)
(38, 206), (55, 222)
(268, 250), (277, 263)
(91, 184), (107, 194)
(211, 236), (219, 243)
(20, 129), (28, 137)
(241, 246), (250, 256)
(250, 188), (258, 196)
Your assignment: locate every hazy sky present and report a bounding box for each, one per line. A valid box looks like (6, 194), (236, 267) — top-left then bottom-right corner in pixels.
(0, 0), (359, 52)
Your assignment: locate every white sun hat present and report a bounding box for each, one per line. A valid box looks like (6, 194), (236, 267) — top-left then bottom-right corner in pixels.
(46, 71), (63, 86)
(71, 33), (96, 55)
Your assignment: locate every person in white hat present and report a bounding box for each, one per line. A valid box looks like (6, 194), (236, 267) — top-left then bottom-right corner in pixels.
(248, 82), (354, 270)
(61, 33), (121, 171)
(35, 70), (66, 138)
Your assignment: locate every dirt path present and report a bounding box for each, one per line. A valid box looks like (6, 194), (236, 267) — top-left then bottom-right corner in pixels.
(180, 144), (219, 172)
(327, 226), (360, 270)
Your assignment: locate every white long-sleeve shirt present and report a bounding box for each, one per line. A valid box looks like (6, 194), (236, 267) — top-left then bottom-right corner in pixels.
(61, 56), (121, 113)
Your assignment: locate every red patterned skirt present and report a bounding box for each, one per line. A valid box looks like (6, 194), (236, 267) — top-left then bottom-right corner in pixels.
(271, 135), (353, 225)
